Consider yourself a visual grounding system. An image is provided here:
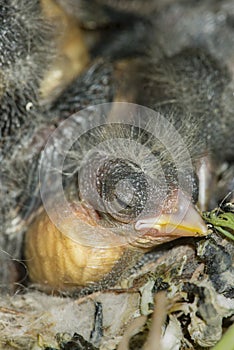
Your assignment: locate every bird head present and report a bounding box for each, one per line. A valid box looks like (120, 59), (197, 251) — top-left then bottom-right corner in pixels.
(40, 102), (208, 251)
(24, 103), (208, 290)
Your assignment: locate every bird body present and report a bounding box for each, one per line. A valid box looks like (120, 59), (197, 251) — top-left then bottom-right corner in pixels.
(25, 208), (126, 290)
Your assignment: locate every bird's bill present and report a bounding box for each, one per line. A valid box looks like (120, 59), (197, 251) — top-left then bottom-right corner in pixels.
(134, 191), (208, 247)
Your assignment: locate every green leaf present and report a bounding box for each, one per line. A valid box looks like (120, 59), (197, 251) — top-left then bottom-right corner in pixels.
(212, 324), (234, 350)
(202, 207), (234, 241)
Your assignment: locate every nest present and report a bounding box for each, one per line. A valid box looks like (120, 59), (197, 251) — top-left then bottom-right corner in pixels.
(1, 224), (234, 349)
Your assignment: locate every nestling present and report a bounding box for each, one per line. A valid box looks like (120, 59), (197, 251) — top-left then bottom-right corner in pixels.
(24, 45), (234, 291)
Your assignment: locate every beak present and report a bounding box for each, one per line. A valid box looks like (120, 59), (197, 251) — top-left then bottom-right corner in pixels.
(134, 190), (208, 247)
